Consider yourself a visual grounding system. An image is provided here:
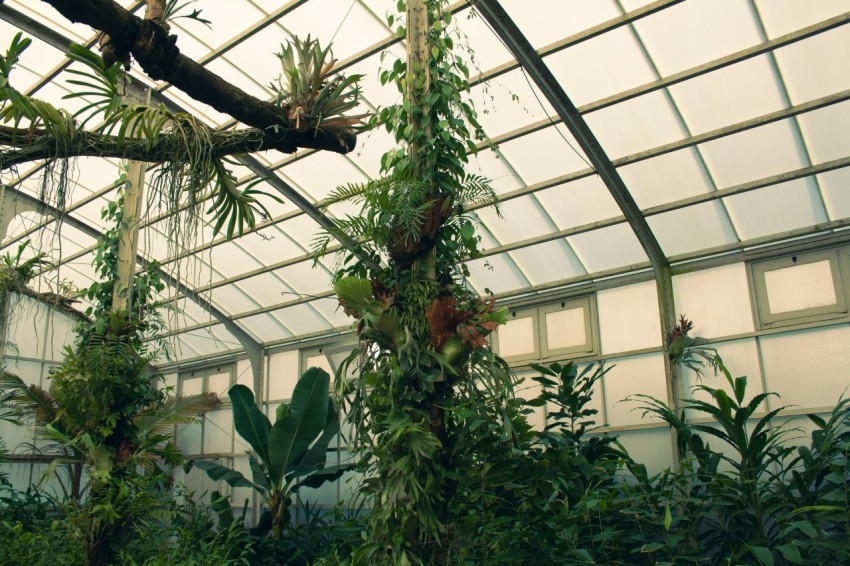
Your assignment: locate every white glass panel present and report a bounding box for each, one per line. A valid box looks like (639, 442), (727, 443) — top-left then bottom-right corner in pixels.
(681, 338), (764, 405)
(501, 0), (619, 50)
(497, 316), (535, 358)
(465, 254), (527, 295)
(268, 350), (300, 400)
(774, 26), (850, 104)
(616, 428), (674, 476)
(602, 354), (667, 427)
(231, 456), (254, 508)
(496, 127), (590, 185)
(819, 169), (850, 221)
(756, 0), (850, 37)
(175, 422), (202, 456)
(764, 260), (836, 314)
(625, 0), (760, 76)
(306, 354), (334, 377)
(673, 263), (755, 337)
(649, 201), (737, 258)
(546, 26), (657, 107)
(567, 224), (648, 274)
(236, 359), (252, 389)
(724, 178), (827, 241)
(203, 410), (233, 454)
(511, 240), (586, 286)
(618, 148), (713, 209)
(597, 281), (661, 355)
(545, 307), (586, 351)
(760, 326), (850, 409)
(536, 176), (620, 228)
(671, 56), (785, 135)
(181, 376), (203, 396)
(797, 102), (850, 165)
(586, 91), (685, 159)
(208, 371), (232, 396)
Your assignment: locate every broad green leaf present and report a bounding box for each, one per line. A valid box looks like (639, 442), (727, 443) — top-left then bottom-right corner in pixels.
(777, 543), (802, 564)
(289, 400), (340, 477)
(268, 368), (330, 485)
(750, 546), (775, 566)
(193, 459), (254, 488)
(228, 384), (271, 465)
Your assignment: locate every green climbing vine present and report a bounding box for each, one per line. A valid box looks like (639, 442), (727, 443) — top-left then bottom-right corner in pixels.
(319, 1), (514, 564)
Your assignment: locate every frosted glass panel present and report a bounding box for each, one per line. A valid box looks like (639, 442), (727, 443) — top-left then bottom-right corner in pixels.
(545, 307), (586, 351)
(306, 354), (334, 376)
(597, 281), (661, 354)
(759, 326), (850, 410)
(616, 428), (674, 476)
(181, 376), (203, 396)
(268, 350), (299, 400)
(681, 339), (764, 406)
(602, 354), (667, 427)
(764, 260), (836, 314)
(175, 422), (202, 455)
(208, 372), (231, 396)
(498, 316), (535, 358)
(673, 263), (754, 338)
(203, 410), (233, 454)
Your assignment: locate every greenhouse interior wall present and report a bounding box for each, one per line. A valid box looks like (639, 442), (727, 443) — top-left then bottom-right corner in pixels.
(5, 239), (850, 522)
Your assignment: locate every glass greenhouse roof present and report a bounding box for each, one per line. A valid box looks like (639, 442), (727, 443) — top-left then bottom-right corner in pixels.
(1, 0), (848, 364)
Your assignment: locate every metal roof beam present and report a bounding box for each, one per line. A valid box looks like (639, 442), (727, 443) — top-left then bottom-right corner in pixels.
(475, 0), (668, 273)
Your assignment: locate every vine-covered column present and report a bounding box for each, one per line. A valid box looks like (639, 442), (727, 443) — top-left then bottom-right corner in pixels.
(322, 1), (508, 563)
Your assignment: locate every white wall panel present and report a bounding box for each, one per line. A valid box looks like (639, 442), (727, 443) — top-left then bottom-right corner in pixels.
(759, 325), (850, 410)
(175, 422), (202, 456)
(673, 263), (755, 337)
(602, 353), (667, 427)
(616, 428), (674, 476)
(236, 358), (252, 389)
(598, 281), (661, 354)
(203, 410), (233, 455)
(267, 350), (299, 401)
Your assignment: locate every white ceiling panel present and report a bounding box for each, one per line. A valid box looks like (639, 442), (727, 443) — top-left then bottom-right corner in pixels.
(723, 178), (828, 241)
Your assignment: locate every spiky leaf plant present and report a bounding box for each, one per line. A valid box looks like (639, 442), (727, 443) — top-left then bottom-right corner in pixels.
(273, 35), (366, 133)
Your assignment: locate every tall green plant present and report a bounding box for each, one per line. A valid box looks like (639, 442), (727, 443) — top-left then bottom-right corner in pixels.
(194, 367), (347, 541)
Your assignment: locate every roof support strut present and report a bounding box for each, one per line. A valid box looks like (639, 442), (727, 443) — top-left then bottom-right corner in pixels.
(475, 0), (682, 462)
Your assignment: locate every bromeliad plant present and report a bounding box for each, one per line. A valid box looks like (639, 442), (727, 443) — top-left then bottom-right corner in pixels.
(273, 35), (366, 133)
(194, 367), (348, 541)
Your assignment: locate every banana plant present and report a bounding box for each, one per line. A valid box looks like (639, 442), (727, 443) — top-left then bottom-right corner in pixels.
(194, 367), (348, 540)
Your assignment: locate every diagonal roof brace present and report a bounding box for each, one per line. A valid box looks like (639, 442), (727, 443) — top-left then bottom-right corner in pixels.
(474, 0), (669, 274)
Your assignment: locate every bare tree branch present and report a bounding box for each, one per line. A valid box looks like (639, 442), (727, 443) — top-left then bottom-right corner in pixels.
(35, 0), (357, 155)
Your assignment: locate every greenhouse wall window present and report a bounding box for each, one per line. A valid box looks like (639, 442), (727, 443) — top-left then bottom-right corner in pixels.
(493, 295), (598, 362)
(750, 248), (848, 328)
(179, 364), (235, 399)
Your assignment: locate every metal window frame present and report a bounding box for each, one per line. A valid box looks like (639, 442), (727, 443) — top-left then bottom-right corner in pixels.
(749, 248), (848, 329)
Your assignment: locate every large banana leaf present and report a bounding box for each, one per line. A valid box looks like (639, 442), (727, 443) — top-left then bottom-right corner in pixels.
(267, 367), (329, 485)
(193, 459), (255, 488)
(289, 400), (339, 478)
(229, 384), (271, 465)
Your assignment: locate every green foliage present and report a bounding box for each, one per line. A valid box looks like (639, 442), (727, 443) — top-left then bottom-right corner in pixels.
(194, 367), (348, 541)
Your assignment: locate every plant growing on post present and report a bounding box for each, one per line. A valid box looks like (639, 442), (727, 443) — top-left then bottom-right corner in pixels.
(315, 1), (513, 563)
(193, 367), (347, 542)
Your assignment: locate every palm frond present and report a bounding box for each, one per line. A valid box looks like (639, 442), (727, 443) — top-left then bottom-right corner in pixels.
(135, 392), (221, 436)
